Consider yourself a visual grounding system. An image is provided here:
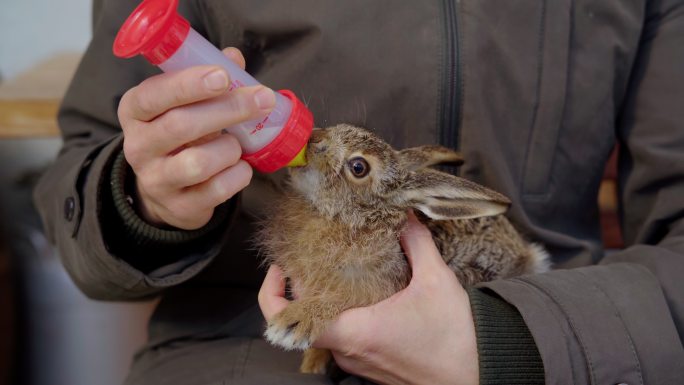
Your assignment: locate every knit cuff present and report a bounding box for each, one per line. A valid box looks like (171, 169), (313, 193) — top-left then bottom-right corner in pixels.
(467, 288), (545, 385)
(109, 150), (232, 247)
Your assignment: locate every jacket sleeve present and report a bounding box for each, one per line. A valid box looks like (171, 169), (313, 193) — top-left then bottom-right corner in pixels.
(32, 0), (234, 301)
(479, 1), (684, 384)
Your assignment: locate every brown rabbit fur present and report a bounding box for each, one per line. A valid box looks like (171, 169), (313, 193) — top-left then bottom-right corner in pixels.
(257, 124), (550, 374)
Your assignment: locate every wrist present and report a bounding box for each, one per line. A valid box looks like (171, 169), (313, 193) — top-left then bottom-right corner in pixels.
(116, 156), (171, 228)
(132, 179), (171, 228)
(109, 150), (233, 247)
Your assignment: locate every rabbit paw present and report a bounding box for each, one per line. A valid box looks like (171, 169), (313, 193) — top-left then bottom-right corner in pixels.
(264, 308), (318, 351)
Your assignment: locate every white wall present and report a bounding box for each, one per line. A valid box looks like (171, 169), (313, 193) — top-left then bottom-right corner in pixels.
(0, 0), (91, 80)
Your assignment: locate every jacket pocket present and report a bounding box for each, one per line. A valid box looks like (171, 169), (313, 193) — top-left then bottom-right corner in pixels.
(521, 0), (573, 200)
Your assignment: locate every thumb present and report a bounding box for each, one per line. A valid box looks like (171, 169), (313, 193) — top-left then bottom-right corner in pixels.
(400, 210), (444, 278)
(258, 265), (291, 321)
(222, 47), (246, 70)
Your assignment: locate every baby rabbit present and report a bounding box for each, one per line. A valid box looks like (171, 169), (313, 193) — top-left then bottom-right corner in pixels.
(258, 124), (549, 374)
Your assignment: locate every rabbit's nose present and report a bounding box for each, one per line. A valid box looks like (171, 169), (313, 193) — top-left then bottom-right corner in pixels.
(309, 129), (326, 144)
(309, 130), (328, 153)
(311, 143), (328, 154)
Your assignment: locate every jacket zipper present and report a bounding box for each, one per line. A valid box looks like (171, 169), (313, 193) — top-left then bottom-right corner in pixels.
(441, 0), (461, 153)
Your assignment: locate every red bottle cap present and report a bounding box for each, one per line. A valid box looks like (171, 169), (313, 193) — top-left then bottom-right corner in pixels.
(113, 0), (190, 65)
(242, 90), (313, 173)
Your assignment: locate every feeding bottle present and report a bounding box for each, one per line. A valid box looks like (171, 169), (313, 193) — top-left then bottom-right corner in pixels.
(112, 0), (312, 173)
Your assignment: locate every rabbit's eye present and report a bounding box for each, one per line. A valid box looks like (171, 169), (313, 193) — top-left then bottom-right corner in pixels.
(348, 157), (370, 178)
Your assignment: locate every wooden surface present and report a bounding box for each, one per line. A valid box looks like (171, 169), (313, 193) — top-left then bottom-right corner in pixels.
(0, 52), (82, 138)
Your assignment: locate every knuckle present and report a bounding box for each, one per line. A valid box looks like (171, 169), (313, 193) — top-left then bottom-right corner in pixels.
(224, 135), (242, 165)
(159, 109), (191, 141)
(215, 135), (243, 167)
(117, 91), (134, 123)
(420, 267), (451, 291)
(175, 76), (197, 104)
(137, 100), (158, 121)
(208, 161), (252, 203)
(122, 138), (143, 167)
(223, 134), (242, 158)
(182, 150), (211, 181)
(210, 177), (230, 202)
(136, 169), (163, 197)
(225, 92), (253, 121)
(132, 83), (159, 119)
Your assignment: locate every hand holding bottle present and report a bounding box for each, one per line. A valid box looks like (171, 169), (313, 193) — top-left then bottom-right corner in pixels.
(117, 48), (273, 229)
(114, 0), (313, 174)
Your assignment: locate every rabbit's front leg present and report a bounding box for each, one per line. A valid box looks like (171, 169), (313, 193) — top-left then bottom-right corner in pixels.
(264, 298), (342, 351)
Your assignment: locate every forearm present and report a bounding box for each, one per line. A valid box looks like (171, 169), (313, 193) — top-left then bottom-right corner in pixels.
(480, 263), (684, 384)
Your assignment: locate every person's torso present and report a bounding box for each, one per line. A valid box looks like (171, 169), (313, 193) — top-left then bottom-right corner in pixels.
(150, 0), (646, 344)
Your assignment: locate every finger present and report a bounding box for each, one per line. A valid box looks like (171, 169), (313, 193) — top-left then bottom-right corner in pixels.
(400, 210), (444, 277)
(181, 159), (253, 207)
(163, 133), (242, 188)
(122, 65), (230, 123)
(258, 265), (291, 321)
(314, 306), (370, 351)
(143, 85), (276, 156)
(222, 47), (246, 70)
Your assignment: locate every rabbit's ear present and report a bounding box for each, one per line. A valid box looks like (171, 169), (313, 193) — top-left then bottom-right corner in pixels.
(396, 169), (510, 220)
(397, 146), (464, 171)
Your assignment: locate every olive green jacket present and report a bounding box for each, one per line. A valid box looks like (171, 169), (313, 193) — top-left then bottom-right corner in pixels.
(34, 0), (684, 384)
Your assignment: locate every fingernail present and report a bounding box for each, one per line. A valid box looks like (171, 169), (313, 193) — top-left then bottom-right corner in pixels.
(254, 87), (276, 110)
(203, 70), (228, 91)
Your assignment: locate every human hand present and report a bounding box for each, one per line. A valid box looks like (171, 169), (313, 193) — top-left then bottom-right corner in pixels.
(259, 211), (479, 385)
(117, 48), (275, 229)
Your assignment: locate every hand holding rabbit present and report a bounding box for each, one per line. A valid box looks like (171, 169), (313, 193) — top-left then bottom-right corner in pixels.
(257, 124), (549, 373)
(260, 211), (479, 385)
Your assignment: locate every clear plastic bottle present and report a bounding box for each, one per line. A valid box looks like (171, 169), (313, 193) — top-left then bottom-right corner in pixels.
(113, 0), (312, 173)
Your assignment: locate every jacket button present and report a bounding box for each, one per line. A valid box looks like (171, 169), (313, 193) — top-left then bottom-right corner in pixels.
(64, 197), (75, 221)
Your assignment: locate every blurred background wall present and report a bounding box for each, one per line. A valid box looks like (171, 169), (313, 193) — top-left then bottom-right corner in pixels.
(0, 0), (91, 79)
(0, 1), (155, 385)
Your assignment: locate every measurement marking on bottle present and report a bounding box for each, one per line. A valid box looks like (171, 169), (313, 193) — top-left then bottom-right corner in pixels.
(250, 115), (271, 135)
(228, 79), (245, 91)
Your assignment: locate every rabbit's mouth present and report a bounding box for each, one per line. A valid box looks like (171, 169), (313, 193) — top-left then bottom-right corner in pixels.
(298, 142), (331, 172)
